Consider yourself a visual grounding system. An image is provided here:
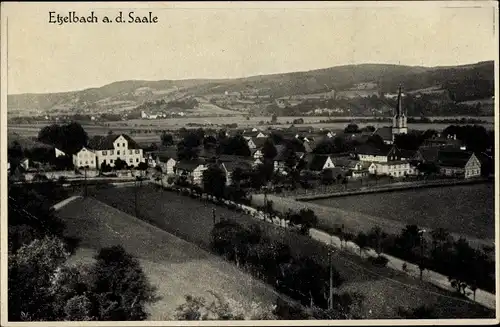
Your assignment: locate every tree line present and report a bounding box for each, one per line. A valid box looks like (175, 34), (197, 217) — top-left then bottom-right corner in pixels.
(345, 224), (495, 297)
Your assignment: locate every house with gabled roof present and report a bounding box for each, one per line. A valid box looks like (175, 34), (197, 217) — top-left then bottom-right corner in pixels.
(355, 144), (392, 163)
(307, 155), (336, 172)
(174, 159), (207, 184)
(246, 138), (257, 149)
(243, 131), (267, 139)
(149, 147), (178, 175)
(372, 160), (416, 178)
(331, 157), (370, 178)
(413, 145), (458, 164)
(437, 150), (481, 179)
(372, 127), (394, 145)
(72, 147), (97, 169)
(219, 157), (254, 185)
(87, 134), (144, 168)
(273, 144), (288, 172)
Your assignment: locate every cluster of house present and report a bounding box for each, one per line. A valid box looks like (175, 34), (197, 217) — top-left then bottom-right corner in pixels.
(142, 128), (485, 187)
(8, 87), (487, 186)
(141, 87), (485, 185)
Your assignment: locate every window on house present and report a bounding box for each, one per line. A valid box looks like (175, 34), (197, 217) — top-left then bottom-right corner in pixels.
(85, 161), (88, 165)
(123, 143), (125, 147)
(135, 150), (139, 154)
(91, 160), (93, 165)
(136, 158), (139, 162)
(129, 159), (133, 163)
(117, 150), (120, 155)
(110, 159), (114, 163)
(110, 150), (114, 155)
(103, 151), (107, 155)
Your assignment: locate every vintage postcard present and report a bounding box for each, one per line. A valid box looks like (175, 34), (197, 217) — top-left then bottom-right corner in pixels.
(1, 1), (498, 326)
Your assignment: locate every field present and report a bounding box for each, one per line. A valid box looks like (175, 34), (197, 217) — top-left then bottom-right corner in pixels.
(89, 185), (493, 319)
(310, 183), (495, 242)
(7, 115), (494, 143)
(56, 196), (280, 320)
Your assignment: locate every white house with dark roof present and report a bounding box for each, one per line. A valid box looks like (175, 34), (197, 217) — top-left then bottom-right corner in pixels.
(437, 150), (481, 179)
(307, 155), (336, 172)
(174, 160), (207, 184)
(373, 160), (416, 177)
(87, 134), (144, 168)
(72, 147), (97, 169)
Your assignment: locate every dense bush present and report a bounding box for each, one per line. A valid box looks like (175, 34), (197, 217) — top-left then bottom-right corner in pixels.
(369, 255), (389, 267)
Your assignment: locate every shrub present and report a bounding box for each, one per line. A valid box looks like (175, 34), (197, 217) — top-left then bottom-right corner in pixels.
(370, 255), (389, 267)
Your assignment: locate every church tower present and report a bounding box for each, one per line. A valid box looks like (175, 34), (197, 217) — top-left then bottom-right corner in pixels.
(392, 85), (408, 141)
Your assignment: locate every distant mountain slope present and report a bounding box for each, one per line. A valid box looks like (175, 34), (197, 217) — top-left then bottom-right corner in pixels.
(8, 61), (494, 115)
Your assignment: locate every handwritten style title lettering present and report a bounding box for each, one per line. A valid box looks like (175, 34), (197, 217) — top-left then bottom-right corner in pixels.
(48, 11), (159, 25)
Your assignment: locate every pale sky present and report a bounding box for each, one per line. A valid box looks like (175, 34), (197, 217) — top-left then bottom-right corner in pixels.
(3, 1), (498, 95)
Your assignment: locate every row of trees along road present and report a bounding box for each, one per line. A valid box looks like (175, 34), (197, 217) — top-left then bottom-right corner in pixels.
(210, 219), (365, 317)
(350, 224), (494, 298)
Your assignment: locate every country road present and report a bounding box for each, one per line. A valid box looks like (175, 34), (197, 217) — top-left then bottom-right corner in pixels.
(308, 229), (496, 310)
(251, 193), (494, 249)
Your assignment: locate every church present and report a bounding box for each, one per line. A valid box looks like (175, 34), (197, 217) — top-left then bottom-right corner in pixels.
(373, 86), (408, 145)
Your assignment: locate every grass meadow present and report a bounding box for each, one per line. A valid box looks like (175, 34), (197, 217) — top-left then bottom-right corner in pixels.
(89, 185), (494, 319)
(57, 196), (280, 320)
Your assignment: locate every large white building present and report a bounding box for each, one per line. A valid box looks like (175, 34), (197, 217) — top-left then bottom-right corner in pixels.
(74, 134), (145, 169)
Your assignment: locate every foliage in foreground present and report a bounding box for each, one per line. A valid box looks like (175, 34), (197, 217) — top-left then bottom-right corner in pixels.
(9, 239), (157, 321)
(174, 291), (276, 320)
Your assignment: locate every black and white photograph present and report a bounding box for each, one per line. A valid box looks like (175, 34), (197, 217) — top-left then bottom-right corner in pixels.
(1, 1), (498, 325)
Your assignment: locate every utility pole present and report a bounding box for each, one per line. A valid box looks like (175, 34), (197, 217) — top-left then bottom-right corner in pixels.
(328, 237), (334, 311)
(263, 187), (268, 220)
(212, 208), (216, 225)
(84, 166), (88, 197)
(418, 229), (426, 280)
(134, 177), (138, 217)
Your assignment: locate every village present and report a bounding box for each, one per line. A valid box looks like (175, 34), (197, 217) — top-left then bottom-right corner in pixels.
(8, 88), (492, 187)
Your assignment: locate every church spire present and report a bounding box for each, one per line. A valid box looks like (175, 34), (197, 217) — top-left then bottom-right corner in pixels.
(396, 85), (403, 117)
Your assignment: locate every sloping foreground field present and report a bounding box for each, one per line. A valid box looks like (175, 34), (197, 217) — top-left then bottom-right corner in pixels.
(91, 185), (494, 319)
(56, 197), (280, 320)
